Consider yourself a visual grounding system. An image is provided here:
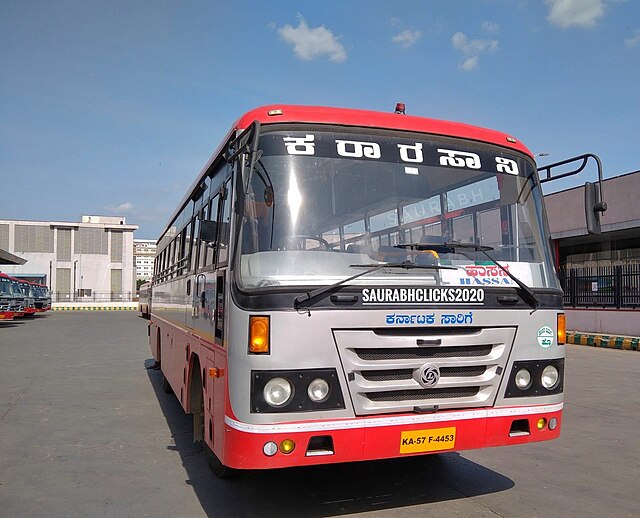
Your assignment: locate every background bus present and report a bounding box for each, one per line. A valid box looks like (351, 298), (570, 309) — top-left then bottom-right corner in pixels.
(148, 104), (604, 477)
(138, 282), (151, 319)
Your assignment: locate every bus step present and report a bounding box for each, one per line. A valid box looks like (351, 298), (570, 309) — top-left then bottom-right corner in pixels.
(508, 419), (531, 437)
(305, 436), (335, 457)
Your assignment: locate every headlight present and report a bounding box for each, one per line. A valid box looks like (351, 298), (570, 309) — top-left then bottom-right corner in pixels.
(307, 378), (330, 402)
(251, 369), (345, 413)
(515, 368), (532, 390)
(263, 377), (293, 407)
(541, 365), (559, 389)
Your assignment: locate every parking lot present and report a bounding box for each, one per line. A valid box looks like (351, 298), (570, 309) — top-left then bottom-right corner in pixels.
(1, 312), (639, 517)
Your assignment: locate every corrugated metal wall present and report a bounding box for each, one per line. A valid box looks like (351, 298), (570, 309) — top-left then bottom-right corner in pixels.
(0, 224), (9, 250)
(75, 228), (108, 254)
(57, 228), (72, 261)
(56, 268), (71, 294)
(110, 269), (122, 294)
(14, 225), (54, 253)
(111, 231), (123, 262)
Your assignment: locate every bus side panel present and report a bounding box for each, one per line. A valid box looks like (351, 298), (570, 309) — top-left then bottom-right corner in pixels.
(210, 350), (228, 462)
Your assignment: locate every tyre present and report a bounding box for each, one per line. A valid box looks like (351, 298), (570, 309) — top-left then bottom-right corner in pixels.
(205, 442), (236, 479)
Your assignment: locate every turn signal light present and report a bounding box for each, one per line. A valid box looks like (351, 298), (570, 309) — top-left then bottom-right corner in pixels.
(280, 439), (296, 454)
(537, 418), (547, 430)
(249, 315), (270, 354)
(557, 313), (566, 345)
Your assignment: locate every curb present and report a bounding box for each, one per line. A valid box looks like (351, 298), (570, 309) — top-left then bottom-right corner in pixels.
(567, 331), (639, 351)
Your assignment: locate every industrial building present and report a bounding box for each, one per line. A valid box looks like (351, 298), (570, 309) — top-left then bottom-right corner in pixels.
(545, 169), (640, 335)
(0, 215), (138, 302)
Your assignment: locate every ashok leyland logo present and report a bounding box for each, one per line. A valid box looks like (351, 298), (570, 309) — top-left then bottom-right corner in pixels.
(414, 364), (440, 388)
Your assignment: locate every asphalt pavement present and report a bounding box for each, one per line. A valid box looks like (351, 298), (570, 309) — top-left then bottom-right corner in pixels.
(1, 312), (638, 517)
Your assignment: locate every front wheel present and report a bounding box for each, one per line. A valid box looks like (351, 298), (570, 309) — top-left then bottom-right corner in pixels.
(205, 442), (236, 479)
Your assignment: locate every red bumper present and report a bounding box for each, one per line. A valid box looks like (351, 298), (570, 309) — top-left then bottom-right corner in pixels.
(0, 311), (14, 321)
(222, 403), (562, 470)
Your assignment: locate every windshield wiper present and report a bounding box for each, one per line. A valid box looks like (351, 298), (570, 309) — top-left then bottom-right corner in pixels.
(293, 261), (456, 310)
(442, 240), (540, 310)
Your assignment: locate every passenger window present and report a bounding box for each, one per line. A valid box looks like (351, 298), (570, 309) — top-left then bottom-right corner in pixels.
(217, 180), (232, 265)
(205, 195), (220, 267)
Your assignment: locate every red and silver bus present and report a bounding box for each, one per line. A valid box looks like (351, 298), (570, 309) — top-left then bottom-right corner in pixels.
(148, 104), (605, 476)
(0, 273), (16, 321)
(13, 278), (37, 317)
(32, 282), (51, 312)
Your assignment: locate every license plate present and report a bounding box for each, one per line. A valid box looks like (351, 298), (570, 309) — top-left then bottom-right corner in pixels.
(400, 427), (456, 454)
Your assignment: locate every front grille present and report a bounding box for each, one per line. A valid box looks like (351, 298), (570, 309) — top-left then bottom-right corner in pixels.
(333, 327), (515, 415)
(356, 345), (492, 361)
(366, 387), (479, 402)
(362, 365), (486, 381)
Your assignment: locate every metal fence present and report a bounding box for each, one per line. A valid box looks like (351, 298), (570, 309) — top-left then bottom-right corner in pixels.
(52, 292), (137, 303)
(559, 265), (640, 308)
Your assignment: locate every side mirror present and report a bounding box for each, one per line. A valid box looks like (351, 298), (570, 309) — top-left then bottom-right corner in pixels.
(584, 182), (607, 235)
(199, 220), (218, 244)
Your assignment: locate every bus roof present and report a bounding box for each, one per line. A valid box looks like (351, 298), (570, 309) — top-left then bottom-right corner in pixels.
(159, 104), (534, 240)
(235, 105), (532, 156)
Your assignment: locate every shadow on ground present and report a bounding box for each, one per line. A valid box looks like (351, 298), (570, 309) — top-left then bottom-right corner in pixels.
(145, 359), (514, 517)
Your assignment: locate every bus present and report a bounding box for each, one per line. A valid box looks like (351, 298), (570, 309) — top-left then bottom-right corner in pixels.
(139, 282), (151, 319)
(148, 104), (606, 477)
(0, 273), (16, 321)
(14, 278), (37, 317)
(32, 282), (51, 312)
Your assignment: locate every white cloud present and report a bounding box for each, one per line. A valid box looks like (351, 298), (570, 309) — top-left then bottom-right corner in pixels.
(452, 32), (499, 55)
(451, 31), (498, 71)
(107, 202), (134, 214)
(278, 17), (347, 63)
(545, 0), (605, 28)
(481, 21), (500, 33)
(460, 57), (479, 72)
(625, 29), (640, 48)
(392, 30), (422, 48)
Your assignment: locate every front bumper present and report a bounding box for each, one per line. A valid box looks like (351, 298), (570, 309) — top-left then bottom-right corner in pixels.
(221, 403), (562, 469)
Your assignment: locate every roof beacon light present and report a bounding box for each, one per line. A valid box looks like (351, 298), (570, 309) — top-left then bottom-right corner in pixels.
(395, 102), (406, 114)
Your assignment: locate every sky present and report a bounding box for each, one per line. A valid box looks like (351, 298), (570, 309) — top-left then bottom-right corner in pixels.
(1, 0), (639, 239)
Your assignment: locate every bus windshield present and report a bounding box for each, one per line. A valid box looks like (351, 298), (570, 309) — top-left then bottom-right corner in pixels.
(0, 278), (13, 296)
(237, 128), (558, 291)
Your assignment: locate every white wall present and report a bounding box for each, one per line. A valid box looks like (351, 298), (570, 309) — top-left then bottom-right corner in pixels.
(566, 308), (640, 336)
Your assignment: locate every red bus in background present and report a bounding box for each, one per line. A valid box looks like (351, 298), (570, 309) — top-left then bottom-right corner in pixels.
(0, 273), (15, 321)
(32, 282), (51, 312)
(11, 277), (36, 317)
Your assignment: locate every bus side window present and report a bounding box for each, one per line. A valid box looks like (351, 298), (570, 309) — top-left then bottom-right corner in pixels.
(217, 179), (231, 266)
(192, 211), (202, 271)
(205, 195), (220, 267)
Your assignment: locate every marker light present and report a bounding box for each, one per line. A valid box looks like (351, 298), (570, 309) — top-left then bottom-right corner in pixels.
(263, 377), (293, 407)
(307, 378), (330, 402)
(280, 439), (296, 454)
(249, 315), (270, 354)
(263, 442), (278, 456)
(537, 418), (547, 430)
(557, 313), (566, 345)
(541, 365), (560, 390)
(515, 368), (532, 390)
(549, 417), (558, 430)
